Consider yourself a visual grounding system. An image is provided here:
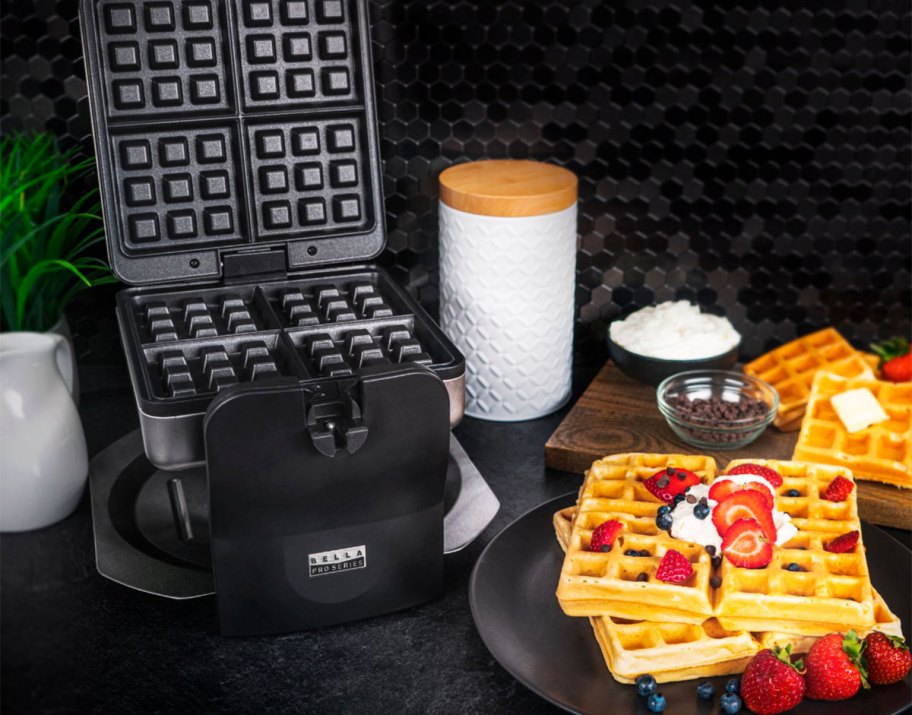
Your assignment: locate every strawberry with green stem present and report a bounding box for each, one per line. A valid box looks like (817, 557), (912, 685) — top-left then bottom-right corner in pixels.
(870, 338), (911, 383)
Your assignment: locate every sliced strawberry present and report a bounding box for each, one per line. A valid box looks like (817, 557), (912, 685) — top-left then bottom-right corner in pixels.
(721, 518), (773, 568)
(726, 463), (784, 488)
(824, 530), (860, 553)
(708, 479), (774, 510)
(655, 549), (694, 583)
(643, 466), (702, 504)
(589, 519), (623, 552)
(823, 475), (855, 502)
(712, 491), (777, 542)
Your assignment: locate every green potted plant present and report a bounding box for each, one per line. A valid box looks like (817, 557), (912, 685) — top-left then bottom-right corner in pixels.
(1, 132), (116, 335)
(0, 133), (116, 531)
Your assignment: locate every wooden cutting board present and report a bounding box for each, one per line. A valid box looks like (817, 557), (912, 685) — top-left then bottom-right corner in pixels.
(545, 362), (912, 530)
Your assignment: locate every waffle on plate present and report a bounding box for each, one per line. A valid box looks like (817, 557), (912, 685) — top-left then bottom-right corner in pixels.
(552, 502), (902, 684)
(556, 453), (879, 636)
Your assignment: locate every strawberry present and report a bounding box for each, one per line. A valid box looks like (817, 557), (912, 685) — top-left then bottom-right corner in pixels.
(655, 549), (693, 583)
(823, 475), (855, 502)
(740, 645), (806, 715)
(864, 632), (912, 685)
(721, 518), (773, 569)
(589, 519), (623, 552)
(708, 479), (774, 510)
(805, 631), (868, 700)
(712, 491), (777, 542)
(870, 337), (912, 383)
(726, 463), (783, 488)
(643, 466), (701, 504)
(824, 530), (860, 553)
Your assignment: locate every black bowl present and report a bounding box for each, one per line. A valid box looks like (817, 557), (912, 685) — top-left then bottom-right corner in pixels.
(607, 335), (741, 387)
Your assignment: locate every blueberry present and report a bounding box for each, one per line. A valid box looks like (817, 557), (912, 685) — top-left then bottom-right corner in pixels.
(724, 678), (740, 694)
(693, 503), (710, 520)
(786, 489), (800, 497)
(647, 693), (666, 712)
(696, 681), (715, 700)
(635, 674), (657, 697)
(786, 562), (803, 572)
(673, 494), (686, 504)
(720, 692), (742, 713)
(657, 505), (671, 516)
(655, 512), (673, 531)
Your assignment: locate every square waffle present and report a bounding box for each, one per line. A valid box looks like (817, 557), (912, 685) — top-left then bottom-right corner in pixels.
(555, 453), (719, 623)
(743, 328), (875, 431)
(556, 454), (878, 635)
(554, 499), (903, 684)
(793, 372), (912, 489)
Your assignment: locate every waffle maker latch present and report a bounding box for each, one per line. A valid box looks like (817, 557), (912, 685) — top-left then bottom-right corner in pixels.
(305, 382), (368, 457)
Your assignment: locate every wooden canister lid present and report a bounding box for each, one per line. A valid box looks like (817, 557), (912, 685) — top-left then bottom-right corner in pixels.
(439, 160), (577, 217)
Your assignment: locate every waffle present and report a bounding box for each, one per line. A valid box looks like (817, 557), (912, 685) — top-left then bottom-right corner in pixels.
(556, 454), (878, 635)
(554, 504), (902, 684)
(555, 453), (719, 623)
(793, 372), (912, 489)
(715, 459), (876, 633)
(743, 328), (875, 430)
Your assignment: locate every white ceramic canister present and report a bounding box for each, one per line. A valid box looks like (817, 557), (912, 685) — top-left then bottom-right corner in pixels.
(438, 160), (578, 421)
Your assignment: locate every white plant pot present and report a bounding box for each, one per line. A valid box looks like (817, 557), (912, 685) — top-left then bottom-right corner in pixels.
(0, 332), (88, 532)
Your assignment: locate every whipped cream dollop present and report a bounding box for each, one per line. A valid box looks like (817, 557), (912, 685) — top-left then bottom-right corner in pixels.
(668, 474), (797, 550)
(609, 301), (740, 360)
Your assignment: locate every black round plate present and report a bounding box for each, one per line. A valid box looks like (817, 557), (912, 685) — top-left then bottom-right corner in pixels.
(469, 493), (912, 715)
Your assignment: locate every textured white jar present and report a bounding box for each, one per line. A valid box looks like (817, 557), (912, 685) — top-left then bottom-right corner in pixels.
(438, 162), (577, 421)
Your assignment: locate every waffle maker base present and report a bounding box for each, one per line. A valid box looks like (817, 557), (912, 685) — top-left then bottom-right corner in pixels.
(89, 429), (499, 600)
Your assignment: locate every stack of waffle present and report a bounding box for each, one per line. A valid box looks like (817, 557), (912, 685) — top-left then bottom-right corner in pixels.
(744, 328), (910, 489)
(554, 453), (902, 684)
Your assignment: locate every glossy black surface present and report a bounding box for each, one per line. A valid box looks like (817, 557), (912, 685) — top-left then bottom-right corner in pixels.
(2, 0), (910, 360)
(470, 493), (912, 715)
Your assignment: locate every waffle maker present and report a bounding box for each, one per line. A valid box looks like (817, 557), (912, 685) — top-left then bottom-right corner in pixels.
(81, 0), (468, 635)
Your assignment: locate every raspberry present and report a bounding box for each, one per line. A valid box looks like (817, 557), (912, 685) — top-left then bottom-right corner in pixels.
(823, 475), (855, 502)
(655, 549), (693, 584)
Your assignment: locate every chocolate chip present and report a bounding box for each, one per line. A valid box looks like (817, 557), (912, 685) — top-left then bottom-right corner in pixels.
(677, 471), (687, 481)
(666, 466), (675, 476)
(657, 477), (670, 488)
(636, 572), (649, 582)
(685, 494), (697, 504)
(705, 545), (716, 556)
(711, 555), (723, 569)
(710, 575), (722, 588)
(699, 496), (708, 506)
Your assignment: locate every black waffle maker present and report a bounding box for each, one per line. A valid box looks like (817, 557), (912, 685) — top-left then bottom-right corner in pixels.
(81, 0), (465, 635)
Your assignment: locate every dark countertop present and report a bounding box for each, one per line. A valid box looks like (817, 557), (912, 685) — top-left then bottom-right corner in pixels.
(2, 360), (910, 714)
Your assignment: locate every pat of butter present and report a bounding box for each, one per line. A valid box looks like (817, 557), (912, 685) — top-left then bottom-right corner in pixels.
(831, 388), (889, 434)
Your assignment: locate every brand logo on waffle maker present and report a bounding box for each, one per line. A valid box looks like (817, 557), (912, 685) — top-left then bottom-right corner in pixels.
(308, 545), (367, 577)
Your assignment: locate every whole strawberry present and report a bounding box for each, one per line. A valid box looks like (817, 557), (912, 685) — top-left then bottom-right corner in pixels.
(805, 631), (868, 700)
(864, 632), (912, 685)
(740, 645), (806, 715)
(870, 337), (912, 383)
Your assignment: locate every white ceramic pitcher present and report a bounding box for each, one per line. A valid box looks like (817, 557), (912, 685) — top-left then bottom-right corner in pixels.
(0, 332), (88, 532)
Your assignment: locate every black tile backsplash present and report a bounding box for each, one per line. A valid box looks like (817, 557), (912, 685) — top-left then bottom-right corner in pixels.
(2, 0), (910, 364)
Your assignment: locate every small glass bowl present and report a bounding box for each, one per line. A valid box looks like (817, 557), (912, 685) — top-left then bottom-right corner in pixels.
(656, 370), (779, 450)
